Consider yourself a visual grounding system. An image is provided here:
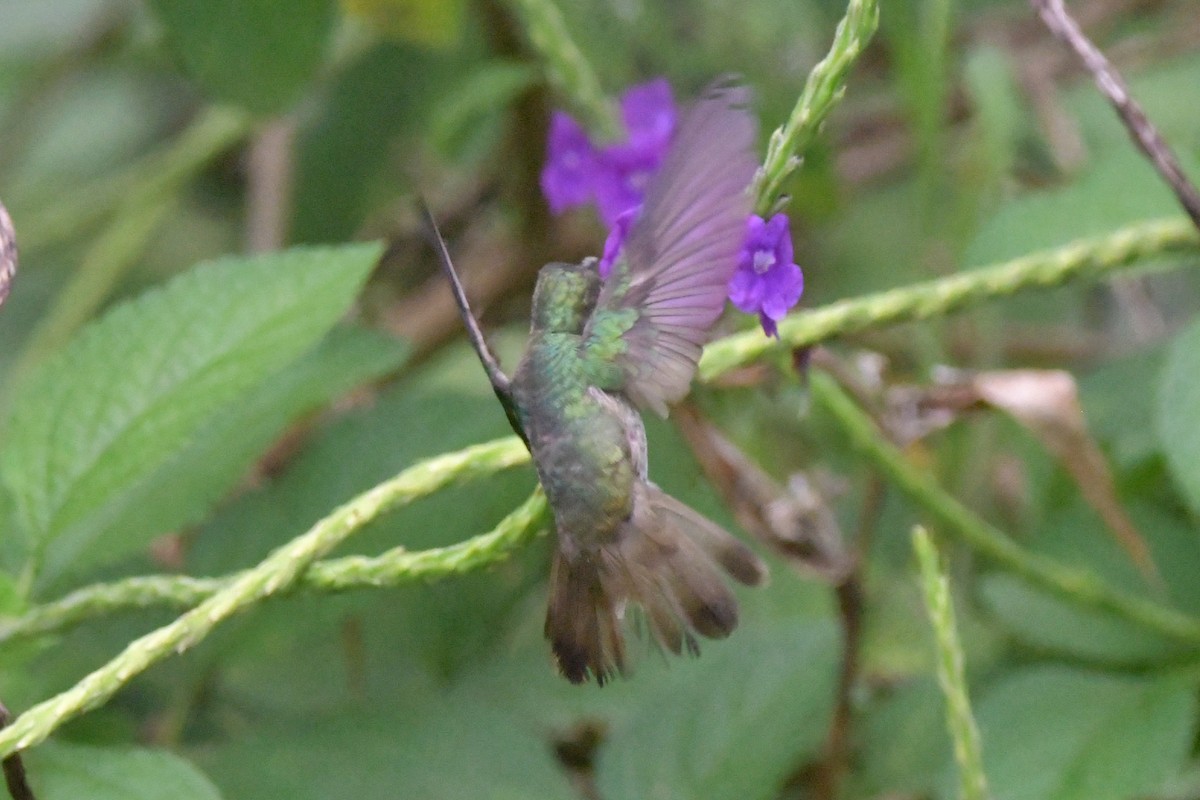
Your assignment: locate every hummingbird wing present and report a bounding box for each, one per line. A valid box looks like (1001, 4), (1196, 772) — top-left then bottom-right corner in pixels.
(583, 81), (758, 417)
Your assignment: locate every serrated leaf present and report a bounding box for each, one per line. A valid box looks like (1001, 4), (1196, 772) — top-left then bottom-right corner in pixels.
(26, 742), (223, 800)
(148, 0), (335, 114)
(1158, 318), (1200, 516)
(597, 619), (839, 800)
(84, 325), (408, 582)
(1, 243), (382, 589)
(968, 667), (1196, 800)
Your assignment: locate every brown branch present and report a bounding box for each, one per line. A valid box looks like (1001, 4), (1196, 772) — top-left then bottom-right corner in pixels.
(0, 704), (34, 800)
(245, 118), (296, 253)
(812, 575), (864, 800)
(1031, 0), (1200, 232)
(672, 398), (861, 800)
(672, 403), (852, 581)
(0, 198), (15, 307)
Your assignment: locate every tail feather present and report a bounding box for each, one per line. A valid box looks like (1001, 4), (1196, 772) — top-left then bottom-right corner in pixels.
(544, 483), (767, 683)
(636, 523), (739, 639)
(545, 551), (627, 685)
(653, 491), (768, 587)
(641, 595), (693, 656)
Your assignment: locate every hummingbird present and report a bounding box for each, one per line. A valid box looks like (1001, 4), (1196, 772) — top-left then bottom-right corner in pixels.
(422, 82), (766, 684)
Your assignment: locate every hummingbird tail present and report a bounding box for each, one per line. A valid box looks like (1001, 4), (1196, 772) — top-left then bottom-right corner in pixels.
(545, 550), (628, 685)
(629, 484), (767, 648)
(545, 483), (767, 684)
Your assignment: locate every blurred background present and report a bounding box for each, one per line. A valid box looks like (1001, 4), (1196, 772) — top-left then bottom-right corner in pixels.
(2, 0), (1200, 798)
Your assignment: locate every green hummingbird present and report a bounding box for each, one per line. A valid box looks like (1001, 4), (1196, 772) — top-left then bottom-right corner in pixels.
(422, 82), (766, 684)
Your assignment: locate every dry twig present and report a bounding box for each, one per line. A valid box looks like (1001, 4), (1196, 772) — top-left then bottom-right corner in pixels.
(1031, 0), (1200, 231)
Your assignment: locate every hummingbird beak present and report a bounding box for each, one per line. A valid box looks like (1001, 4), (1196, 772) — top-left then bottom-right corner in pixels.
(417, 199), (529, 447)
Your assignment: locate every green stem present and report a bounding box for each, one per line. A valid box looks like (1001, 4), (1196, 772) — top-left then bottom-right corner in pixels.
(5, 218), (1199, 643)
(753, 0), (880, 215)
(0, 437), (528, 758)
(913, 527), (991, 800)
(699, 216), (1200, 381)
(812, 373), (1200, 646)
(0, 490), (547, 645)
(503, 0), (620, 139)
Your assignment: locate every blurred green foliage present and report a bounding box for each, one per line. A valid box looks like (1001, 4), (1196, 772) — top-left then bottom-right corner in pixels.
(0, 0), (1199, 798)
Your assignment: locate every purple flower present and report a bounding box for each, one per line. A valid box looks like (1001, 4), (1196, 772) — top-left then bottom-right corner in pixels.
(540, 112), (599, 213)
(542, 80), (798, 341)
(598, 205), (640, 278)
(593, 142), (661, 226)
(617, 78), (675, 156)
(728, 214), (804, 338)
(539, 79), (676, 224)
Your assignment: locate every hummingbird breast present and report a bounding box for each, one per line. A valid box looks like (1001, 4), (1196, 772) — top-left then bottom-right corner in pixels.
(513, 332), (641, 555)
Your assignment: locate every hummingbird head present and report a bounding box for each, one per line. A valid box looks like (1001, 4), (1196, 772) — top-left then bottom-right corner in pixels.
(530, 260), (602, 334)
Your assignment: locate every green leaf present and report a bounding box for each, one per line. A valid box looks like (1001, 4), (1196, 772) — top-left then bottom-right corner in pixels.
(981, 497), (1200, 663)
(980, 574), (1181, 665)
(596, 619), (839, 800)
(26, 742), (222, 800)
(1158, 318), (1200, 515)
(961, 45), (1024, 198)
(184, 334), (538, 694)
(187, 333), (526, 574)
(0, 482), (21, 576)
(196, 700), (573, 800)
(1, 243), (382, 589)
(962, 149), (1198, 326)
(83, 325), (408, 582)
(966, 150), (1199, 269)
(969, 666), (1196, 800)
(1065, 54), (1200, 157)
(429, 61), (537, 161)
(0, 570), (23, 614)
(292, 42), (453, 244)
(857, 677), (949, 797)
(148, 0), (335, 114)
(1081, 345), (1165, 470)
